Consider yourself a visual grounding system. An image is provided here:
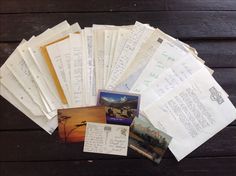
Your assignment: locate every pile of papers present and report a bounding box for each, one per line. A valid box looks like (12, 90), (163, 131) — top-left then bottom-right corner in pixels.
(1, 21), (236, 161)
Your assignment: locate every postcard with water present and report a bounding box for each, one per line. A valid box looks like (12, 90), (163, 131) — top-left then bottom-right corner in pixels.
(97, 90), (140, 125)
(58, 106), (106, 143)
(129, 115), (172, 164)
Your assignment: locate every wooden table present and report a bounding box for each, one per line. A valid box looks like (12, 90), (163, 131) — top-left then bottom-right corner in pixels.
(0, 1), (236, 175)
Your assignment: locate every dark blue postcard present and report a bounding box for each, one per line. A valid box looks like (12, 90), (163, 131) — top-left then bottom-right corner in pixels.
(97, 90), (140, 126)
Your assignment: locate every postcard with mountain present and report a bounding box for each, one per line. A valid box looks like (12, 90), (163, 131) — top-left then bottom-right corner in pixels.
(98, 90), (140, 125)
(129, 115), (172, 164)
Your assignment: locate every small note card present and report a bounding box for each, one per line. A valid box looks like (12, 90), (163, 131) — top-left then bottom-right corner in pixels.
(83, 122), (129, 156)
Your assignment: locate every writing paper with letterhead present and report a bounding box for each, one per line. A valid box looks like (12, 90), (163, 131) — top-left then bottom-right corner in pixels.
(144, 67), (236, 161)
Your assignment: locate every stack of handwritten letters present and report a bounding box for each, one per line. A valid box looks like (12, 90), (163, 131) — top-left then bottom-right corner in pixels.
(1, 21), (236, 163)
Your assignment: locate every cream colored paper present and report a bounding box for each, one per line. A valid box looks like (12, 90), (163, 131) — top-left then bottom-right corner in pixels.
(106, 22), (154, 90)
(69, 33), (84, 107)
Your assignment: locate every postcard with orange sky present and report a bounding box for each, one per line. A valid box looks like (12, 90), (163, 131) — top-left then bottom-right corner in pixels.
(58, 106), (106, 143)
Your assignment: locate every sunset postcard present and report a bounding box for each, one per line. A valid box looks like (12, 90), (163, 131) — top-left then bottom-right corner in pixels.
(58, 106), (106, 143)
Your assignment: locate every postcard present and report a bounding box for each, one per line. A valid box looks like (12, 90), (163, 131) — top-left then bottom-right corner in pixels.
(58, 106), (106, 143)
(129, 115), (172, 164)
(98, 90), (140, 125)
(83, 122), (129, 156)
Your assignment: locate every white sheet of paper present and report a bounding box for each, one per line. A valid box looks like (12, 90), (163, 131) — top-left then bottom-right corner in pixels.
(118, 30), (165, 85)
(81, 30), (89, 105)
(106, 30), (118, 84)
(6, 51), (58, 119)
(144, 68), (236, 161)
(1, 64), (43, 116)
(93, 29), (105, 90)
(130, 40), (188, 93)
(2, 42), (57, 119)
(69, 33), (84, 107)
(140, 54), (205, 109)
(103, 30), (113, 85)
(109, 28), (130, 78)
(27, 23), (81, 105)
(83, 122), (129, 156)
(6, 40), (48, 111)
(18, 40), (62, 112)
(58, 38), (72, 101)
(0, 84), (58, 134)
(30, 21), (70, 74)
(17, 24), (70, 110)
(82, 28), (96, 105)
(115, 35), (213, 94)
(106, 22), (154, 90)
(28, 22), (71, 101)
(114, 33), (165, 92)
(18, 23), (81, 111)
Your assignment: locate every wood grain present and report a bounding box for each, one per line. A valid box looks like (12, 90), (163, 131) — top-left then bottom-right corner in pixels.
(1, 0), (236, 13)
(0, 1), (236, 176)
(1, 157), (236, 176)
(1, 41), (236, 68)
(1, 12), (236, 42)
(0, 127), (235, 161)
(0, 68), (235, 130)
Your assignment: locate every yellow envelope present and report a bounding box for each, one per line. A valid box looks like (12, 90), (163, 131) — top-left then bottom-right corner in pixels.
(40, 36), (69, 104)
(41, 32), (81, 104)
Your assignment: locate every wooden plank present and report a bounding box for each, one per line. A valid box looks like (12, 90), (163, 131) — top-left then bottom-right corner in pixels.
(212, 68), (236, 95)
(1, 40), (236, 68)
(186, 40), (236, 68)
(0, 0), (165, 13)
(0, 127), (235, 161)
(0, 43), (18, 66)
(0, 95), (235, 131)
(0, 69), (235, 130)
(167, 0), (236, 11)
(229, 95), (236, 125)
(1, 12), (236, 41)
(0, 157), (236, 176)
(1, 0), (236, 13)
